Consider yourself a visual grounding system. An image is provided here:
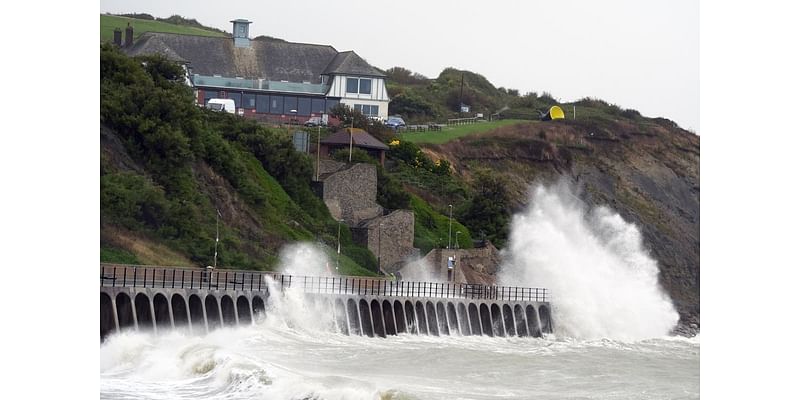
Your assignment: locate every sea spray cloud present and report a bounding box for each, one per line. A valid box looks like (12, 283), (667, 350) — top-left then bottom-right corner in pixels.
(397, 254), (445, 283)
(262, 242), (339, 332)
(276, 242), (332, 276)
(498, 181), (679, 340)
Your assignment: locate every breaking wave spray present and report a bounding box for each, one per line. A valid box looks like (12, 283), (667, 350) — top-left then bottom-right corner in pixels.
(498, 180), (679, 340)
(261, 242), (340, 333)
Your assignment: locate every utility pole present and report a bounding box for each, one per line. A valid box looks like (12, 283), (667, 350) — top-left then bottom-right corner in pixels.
(459, 74), (464, 115)
(348, 127), (353, 162)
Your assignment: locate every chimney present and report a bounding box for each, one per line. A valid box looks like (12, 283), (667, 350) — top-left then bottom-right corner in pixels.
(113, 28), (122, 47)
(124, 23), (133, 47)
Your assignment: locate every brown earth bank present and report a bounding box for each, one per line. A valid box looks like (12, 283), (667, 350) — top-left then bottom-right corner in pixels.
(428, 119), (700, 334)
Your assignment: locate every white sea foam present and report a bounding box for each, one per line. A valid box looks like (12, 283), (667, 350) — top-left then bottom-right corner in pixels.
(498, 180), (679, 340)
(101, 325), (698, 400)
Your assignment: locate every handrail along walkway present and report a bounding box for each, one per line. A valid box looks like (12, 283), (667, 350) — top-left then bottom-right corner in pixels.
(100, 263), (549, 302)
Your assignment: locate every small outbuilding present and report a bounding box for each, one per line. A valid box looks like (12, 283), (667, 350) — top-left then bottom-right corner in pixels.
(319, 128), (390, 166)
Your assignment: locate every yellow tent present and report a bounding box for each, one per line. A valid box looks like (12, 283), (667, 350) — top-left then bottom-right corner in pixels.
(541, 105), (565, 121)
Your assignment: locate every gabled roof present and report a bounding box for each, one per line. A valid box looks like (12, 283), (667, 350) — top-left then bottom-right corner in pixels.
(323, 51), (386, 77)
(321, 128), (390, 150)
(125, 32), (385, 83)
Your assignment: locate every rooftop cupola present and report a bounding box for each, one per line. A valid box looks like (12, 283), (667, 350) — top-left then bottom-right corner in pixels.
(231, 19), (252, 48)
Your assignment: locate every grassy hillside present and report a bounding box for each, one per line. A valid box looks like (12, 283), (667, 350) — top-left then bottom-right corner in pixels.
(399, 119), (532, 144)
(100, 14), (227, 42)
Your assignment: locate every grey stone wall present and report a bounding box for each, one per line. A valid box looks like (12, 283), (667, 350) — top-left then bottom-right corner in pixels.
(321, 162), (383, 226)
(317, 159), (346, 178)
(357, 210), (415, 272)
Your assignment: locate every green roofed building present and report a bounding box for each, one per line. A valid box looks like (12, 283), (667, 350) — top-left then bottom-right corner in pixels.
(124, 19), (389, 123)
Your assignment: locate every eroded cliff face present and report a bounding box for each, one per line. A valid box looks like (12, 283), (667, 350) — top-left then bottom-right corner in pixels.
(431, 118), (700, 332)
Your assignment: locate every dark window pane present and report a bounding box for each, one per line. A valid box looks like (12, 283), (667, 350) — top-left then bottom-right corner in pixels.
(326, 99), (339, 112)
(371, 105), (379, 116)
(353, 104), (361, 113)
(228, 92), (242, 108)
(203, 90), (218, 105)
(256, 95), (269, 113)
(297, 97), (311, 116)
(312, 98), (325, 114)
(283, 96), (298, 114)
(270, 96), (283, 114)
(359, 79), (372, 95)
(242, 93), (256, 109)
(346, 78), (359, 93)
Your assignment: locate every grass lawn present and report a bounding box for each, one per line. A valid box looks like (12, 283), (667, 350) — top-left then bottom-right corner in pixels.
(100, 14), (228, 42)
(398, 119), (537, 144)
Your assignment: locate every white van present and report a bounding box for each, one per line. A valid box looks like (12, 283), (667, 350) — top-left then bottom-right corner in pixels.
(206, 98), (236, 114)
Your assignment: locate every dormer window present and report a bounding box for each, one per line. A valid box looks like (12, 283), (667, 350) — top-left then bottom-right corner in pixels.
(346, 77), (372, 95)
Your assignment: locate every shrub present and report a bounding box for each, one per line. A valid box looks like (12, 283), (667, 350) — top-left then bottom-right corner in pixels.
(458, 168), (511, 248)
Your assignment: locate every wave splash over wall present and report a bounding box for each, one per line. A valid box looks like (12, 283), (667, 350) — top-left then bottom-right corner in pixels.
(262, 243), (340, 333)
(498, 181), (679, 340)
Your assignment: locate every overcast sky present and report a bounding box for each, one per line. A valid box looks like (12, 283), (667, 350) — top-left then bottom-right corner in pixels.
(99, 0), (698, 131)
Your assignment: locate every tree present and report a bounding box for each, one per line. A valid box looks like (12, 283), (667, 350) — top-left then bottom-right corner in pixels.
(459, 168), (511, 248)
(329, 103), (369, 129)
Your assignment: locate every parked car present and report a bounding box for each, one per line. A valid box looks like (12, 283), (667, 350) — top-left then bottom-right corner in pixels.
(386, 116), (406, 129)
(304, 116), (323, 127)
(206, 98), (236, 114)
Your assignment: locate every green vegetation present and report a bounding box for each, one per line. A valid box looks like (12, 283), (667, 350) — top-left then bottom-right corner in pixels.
(100, 44), (371, 272)
(322, 246), (379, 277)
(100, 245), (141, 264)
(100, 14), (227, 42)
(410, 195), (472, 254)
(457, 168), (512, 248)
(386, 67), (512, 122)
(398, 119), (534, 144)
(386, 139), (468, 206)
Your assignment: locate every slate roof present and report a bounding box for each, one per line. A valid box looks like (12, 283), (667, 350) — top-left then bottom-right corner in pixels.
(323, 51), (386, 77)
(125, 32), (384, 83)
(321, 128), (390, 150)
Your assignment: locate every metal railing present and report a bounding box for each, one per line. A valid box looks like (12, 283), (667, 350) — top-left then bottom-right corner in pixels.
(100, 264), (549, 302)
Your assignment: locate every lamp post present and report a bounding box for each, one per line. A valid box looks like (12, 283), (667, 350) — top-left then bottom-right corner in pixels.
(447, 204), (453, 249)
(213, 208), (221, 269)
(316, 123), (321, 181)
(378, 222), (383, 272)
(288, 109), (297, 137)
(336, 219), (343, 272)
